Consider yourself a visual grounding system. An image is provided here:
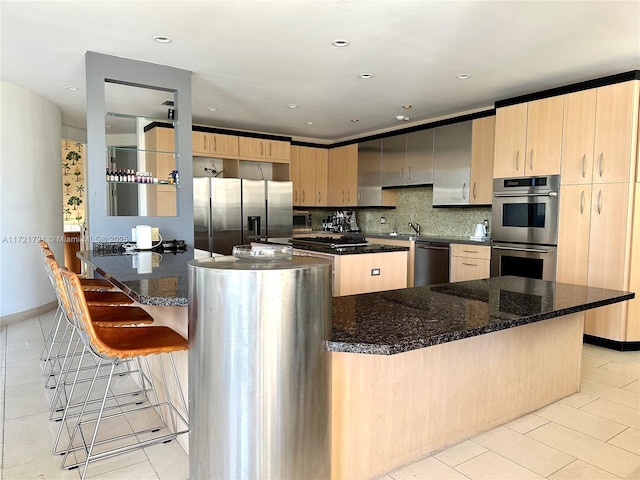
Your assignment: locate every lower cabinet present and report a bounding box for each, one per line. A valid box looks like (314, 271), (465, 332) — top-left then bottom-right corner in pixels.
(449, 244), (491, 282)
(366, 237), (415, 287)
(294, 249), (408, 296)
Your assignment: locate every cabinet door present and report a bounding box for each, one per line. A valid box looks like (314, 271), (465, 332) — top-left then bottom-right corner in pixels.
(433, 121), (472, 206)
(238, 137), (265, 159)
(192, 131), (208, 156)
(315, 148), (328, 206)
(290, 146), (301, 206)
(210, 133), (239, 158)
(265, 140), (290, 162)
(298, 146), (316, 206)
(329, 145), (358, 206)
(494, 103), (527, 178)
(358, 140), (383, 206)
(525, 96), (564, 176)
(381, 135), (407, 186)
(406, 129), (434, 185)
(470, 116), (495, 204)
(593, 81), (639, 184)
(556, 184), (591, 285)
(450, 257), (490, 282)
(587, 183), (629, 290)
(561, 89), (596, 185)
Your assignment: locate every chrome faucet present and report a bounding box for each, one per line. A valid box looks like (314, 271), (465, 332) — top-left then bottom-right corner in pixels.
(408, 221), (421, 236)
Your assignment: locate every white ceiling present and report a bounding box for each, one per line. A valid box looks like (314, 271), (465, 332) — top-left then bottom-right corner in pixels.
(1, 0), (639, 143)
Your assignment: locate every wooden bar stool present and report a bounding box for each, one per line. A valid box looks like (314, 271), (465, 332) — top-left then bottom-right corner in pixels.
(58, 267), (188, 480)
(42, 255), (156, 418)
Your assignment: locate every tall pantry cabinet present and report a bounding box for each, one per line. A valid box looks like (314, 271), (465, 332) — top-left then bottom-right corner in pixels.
(557, 80), (640, 344)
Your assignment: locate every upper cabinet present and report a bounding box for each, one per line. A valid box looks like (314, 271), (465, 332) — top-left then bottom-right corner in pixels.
(291, 145), (327, 207)
(328, 144), (358, 206)
(192, 131), (239, 159)
(470, 115), (496, 204)
(432, 117), (495, 206)
(493, 96), (563, 178)
(561, 81), (639, 185)
(238, 137), (290, 163)
(381, 130), (434, 187)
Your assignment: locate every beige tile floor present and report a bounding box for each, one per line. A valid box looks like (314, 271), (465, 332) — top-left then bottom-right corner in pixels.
(1, 310), (639, 480)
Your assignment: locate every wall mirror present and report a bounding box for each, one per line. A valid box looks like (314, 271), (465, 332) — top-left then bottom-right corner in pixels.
(105, 81), (178, 216)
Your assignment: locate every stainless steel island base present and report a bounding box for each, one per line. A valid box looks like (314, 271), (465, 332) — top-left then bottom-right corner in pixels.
(188, 255), (332, 480)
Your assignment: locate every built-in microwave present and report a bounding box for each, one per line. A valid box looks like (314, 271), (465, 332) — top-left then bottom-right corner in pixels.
(293, 210), (312, 232)
(491, 175), (560, 246)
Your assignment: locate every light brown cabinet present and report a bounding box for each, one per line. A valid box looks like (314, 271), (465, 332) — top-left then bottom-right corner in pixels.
(470, 116), (496, 204)
(493, 96), (563, 178)
(556, 80), (640, 343)
(366, 237), (415, 287)
(561, 82), (639, 185)
(449, 243), (491, 282)
(328, 144), (358, 206)
(238, 137), (290, 163)
(192, 131), (239, 158)
(144, 126), (177, 216)
(291, 145), (328, 206)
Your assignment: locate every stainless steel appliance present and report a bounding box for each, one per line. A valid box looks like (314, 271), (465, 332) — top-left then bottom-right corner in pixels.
(491, 175), (560, 281)
(414, 240), (450, 286)
(188, 255), (332, 480)
(491, 175), (560, 246)
(292, 210), (312, 232)
(194, 177), (292, 255)
(491, 243), (557, 281)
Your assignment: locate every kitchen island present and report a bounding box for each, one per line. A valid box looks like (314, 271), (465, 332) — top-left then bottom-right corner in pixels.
(78, 250), (633, 479)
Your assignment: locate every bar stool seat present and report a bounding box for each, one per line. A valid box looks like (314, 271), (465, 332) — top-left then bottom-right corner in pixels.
(84, 290), (134, 306)
(79, 278), (116, 291)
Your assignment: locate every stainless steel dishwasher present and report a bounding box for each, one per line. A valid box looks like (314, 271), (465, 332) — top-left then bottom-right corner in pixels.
(414, 240), (450, 286)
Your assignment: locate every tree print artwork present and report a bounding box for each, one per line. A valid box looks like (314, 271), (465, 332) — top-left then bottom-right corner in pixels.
(63, 208), (72, 221)
(75, 184), (84, 197)
(68, 196), (82, 210)
(62, 162), (70, 175)
(64, 182), (71, 195)
(66, 151), (80, 166)
(73, 167), (82, 182)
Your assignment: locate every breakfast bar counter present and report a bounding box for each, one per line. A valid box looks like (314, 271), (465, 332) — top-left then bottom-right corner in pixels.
(77, 250), (634, 479)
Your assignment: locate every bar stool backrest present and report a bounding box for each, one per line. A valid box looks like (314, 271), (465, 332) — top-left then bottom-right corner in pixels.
(43, 255), (69, 312)
(59, 267), (116, 360)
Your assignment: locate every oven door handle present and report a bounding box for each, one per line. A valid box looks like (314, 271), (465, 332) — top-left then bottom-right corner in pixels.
(493, 192), (558, 198)
(492, 246), (555, 254)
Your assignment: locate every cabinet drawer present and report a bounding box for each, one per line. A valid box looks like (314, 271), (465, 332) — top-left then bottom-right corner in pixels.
(450, 257), (490, 282)
(450, 243), (491, 260)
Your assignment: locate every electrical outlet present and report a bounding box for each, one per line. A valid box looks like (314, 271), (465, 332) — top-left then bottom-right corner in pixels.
(151, 227), (160, 241)
(380, 217), (386, 224)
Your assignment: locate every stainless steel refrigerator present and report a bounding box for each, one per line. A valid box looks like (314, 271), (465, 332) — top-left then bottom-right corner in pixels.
(194, 178), (293, 255)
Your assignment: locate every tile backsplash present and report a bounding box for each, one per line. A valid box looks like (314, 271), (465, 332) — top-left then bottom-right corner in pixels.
(312, 186), (492, 238)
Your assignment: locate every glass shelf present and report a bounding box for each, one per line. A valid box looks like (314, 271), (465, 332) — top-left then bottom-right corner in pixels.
(106, 111), (177, 125)
(106, 180), (177, 186)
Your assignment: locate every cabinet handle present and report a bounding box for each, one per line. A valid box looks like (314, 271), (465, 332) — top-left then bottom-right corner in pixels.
(515, 151), (520, 172)
(462, 182), (467, 200)
(462, 249), (479, 254)
(596, 190), (602, 215)
(400, 167), (404, 182)
(579, 190), (584, 214)
(347, 190), (351, 203)
(358, 190), (361, 201)
(472, 182), (477, 199)
(203, 135), (208, 152)
(529, 149), (533, 170)
(318, 191), (321, 203)
(407, 166), (412, 182)
(213, 136), (217, 152)
(462, 262), (478, 267)
(598, 153), (603, 177)
(260, 142), (264, 156)
(342, 191), (345, 203)
(302, 190), (305, 202)
(580, 154), (586, 178)
(269, 143), (272, 157)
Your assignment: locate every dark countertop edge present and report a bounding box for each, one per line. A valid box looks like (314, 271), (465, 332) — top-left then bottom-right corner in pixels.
(326, 292), (635, 355)
(365, 233), (491, 246)
(292, 244), (409, 255)
(79, 253), (189, 306)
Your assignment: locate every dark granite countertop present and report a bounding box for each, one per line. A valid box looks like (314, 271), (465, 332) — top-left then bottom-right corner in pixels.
(365, 233), (491, 246)
(78, 250), (194, 307)
(329, 276), (634, 355)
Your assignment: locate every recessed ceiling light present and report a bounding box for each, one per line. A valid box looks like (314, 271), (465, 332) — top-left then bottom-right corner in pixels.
(402, 105), (412, 109)
(350, 119), (359, 122)
(359, 73), (374, 79)
(395, 115), (410, 121)
(332, 39), (350, 47)
(456, 73), (472, 79)
(153, 35), (172, 44)
(287, 104), (298, 109)
(64, 86), (79, 91)
(305, 122), (314, 125)
(207, 107), (217, 111)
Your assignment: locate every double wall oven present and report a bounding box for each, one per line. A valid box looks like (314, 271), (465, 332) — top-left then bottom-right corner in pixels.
(491, 175), (560, 281)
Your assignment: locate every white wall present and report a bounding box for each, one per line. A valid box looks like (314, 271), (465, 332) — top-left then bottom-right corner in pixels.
(1, 81), (62, 318)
